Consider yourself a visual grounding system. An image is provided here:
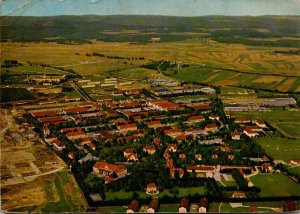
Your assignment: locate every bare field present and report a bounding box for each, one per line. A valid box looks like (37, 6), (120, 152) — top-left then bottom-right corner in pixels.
(253, 75), (285, 83)
(276, 77), (298, 92)
(0, 110), (87, 212)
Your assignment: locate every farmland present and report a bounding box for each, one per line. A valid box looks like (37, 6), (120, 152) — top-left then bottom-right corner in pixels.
(1, 14), (300, 213)
(0, 110), (87, 212)
(2, 40), (300, 91)
(251, 173), (300, 197)
(254, 137), (300, 162)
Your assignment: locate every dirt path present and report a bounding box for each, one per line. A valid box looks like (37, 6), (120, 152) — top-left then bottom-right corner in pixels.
(56, 174), (72, 210)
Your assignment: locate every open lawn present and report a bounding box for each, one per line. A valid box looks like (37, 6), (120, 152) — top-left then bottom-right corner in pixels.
(251, 173), (300, 197)
(276, 122), (300, 138)
(97, 206), (127, 213)
(158, 204), (179, 212)
(158, 186), (207, 198)
(105, 186), (206, 201)
(220, 203), (275, 212)
(208, 202), (221, 212)
(235, 110), (300, 128)
(288, 166), (300, 177)
(254, 137), (300, 162)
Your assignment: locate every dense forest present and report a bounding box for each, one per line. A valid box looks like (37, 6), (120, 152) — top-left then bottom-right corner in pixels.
(1, 15), (299, 47)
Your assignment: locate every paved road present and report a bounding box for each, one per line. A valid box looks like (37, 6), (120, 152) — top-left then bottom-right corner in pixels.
(70, 81), (93, 102)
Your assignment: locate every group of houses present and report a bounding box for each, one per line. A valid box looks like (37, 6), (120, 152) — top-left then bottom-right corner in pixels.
(126, 197), (209, 213)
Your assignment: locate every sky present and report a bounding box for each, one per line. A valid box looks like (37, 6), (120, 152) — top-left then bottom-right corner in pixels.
(1, 0), (300, 17)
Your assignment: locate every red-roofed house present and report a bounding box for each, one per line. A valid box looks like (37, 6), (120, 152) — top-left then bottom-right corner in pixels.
(146, 121), (162, 129)
(124, 148), (137, 157)
(231, 130), (241, 140)
(217, 145), (232, 152)
(176, 134), (187, 142)
(211, 154), (219, 159)
(205, 123), (218, 132)
(93, 161), (127, 178)
(127, 154), (139, 162)
(143, 145), (156, 155)
(104, 176), (116, 184)
(87, 142), (96, 150)
(167, 144), (177, 152)
(147, 99), (181, 111)
(31, 110), (58, 118)
(68, 151), (75, 159)
(53, 140), (65, 151)
(179, 154), (186, 159)
(63, 107), (88, 115)
(234, 117), (251, 124)
(187, 115), (205, 124)
(43, 127), (50, 136)
(146, 183), (158, 194)
(262, 163), (273, 173)
(209, 114), (220, 121)
(118, 124), (137, 133)
(255, 119), (267, 128)
(153, 138), (161, 147)
(164, 128), (182, 137)
(66, 131), (86, 141)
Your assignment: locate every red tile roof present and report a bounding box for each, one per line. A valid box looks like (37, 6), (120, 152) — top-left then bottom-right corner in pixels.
(66, 131), (85, 137)
(93, 161), (126, 173)
(64, 107), (88, 114)
(192, 105), (213, 111)
(143, 145), (156, 151)
(146, 120), (162, 127)
(164, 128), (182, 135)
(188, 115), (205, 122)
(61, 127), (81, 133)
(39, 116), (66, 123)
(31, 110), (58, 118)
(118, 123), (137, 131)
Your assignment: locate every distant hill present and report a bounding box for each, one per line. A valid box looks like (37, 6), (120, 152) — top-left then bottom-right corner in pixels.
(1, 15), (299, 47)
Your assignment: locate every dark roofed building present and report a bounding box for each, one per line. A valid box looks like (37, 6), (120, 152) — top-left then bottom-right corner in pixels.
(179, 197), (190, 213)
(147, 198), (159, 213)
(198, 197), (209, 213)
(127, 200), (140, 213)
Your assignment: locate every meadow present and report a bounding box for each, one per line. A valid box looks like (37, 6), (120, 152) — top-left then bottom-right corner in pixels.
(251, 173), (300, 197)
(254, 137), (300, 162)
(105, 186), (207, 201)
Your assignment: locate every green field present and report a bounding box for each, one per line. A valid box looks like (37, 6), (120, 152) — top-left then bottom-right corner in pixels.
(97, 206), (127, 212)
(251, 173), (300, 197)
(68, 62), (129, 76)
(254, 137), (300, 162)
(164, 65), (213, 82)
(3, 65), (67, 75)
(105, 186), (206, 201)
(158, 204), (179, 212)
(288, 166), (300, 177)
(235, 110), (300, 124)
(42, 171), (79, 212)
(276, 122), (300, 138)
